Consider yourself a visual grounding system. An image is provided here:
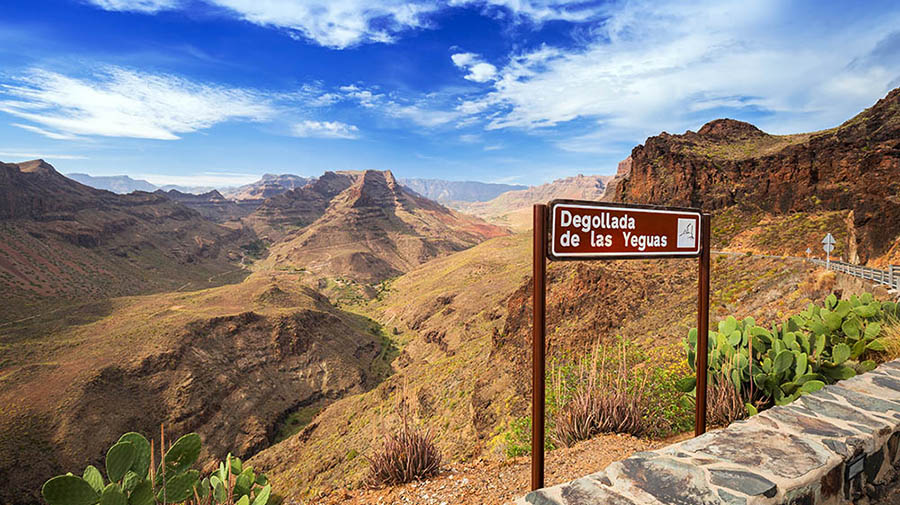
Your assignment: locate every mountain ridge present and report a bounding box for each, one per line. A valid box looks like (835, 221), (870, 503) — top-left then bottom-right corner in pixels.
(606, 87), (900, 263)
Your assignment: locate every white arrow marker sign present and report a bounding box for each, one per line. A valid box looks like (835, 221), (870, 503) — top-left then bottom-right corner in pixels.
(823, 233), (835, 268)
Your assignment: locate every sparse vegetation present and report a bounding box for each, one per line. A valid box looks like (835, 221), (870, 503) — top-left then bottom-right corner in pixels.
(503, 337), (693, 457)
(549, 341), (648, 448)
(705, 372), (748, 427)
(240, 240), (269, 260)
(366, 408), (442, 486)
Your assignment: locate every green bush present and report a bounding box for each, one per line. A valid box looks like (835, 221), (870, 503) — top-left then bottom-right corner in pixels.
(40, 430), (272, 505)
(680, 293), (898, 415)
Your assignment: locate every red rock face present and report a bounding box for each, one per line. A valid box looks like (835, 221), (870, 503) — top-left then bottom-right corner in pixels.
(610, 88), (900, 262)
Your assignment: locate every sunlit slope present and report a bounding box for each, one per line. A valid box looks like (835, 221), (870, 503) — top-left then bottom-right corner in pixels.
(0, 271), (386, 504)
(249, 232), (829, 502)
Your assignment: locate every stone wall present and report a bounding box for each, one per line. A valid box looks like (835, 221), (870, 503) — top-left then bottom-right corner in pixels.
(519, 360), (900, 505)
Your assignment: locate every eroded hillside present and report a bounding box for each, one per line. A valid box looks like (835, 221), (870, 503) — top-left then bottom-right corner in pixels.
(0, 272), (389, 504)
(248, 232), (833, 502)
(263, 170), (507, 283)
(0, 160), (252, 323)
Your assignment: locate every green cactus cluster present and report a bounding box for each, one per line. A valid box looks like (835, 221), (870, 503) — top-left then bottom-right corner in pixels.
(191, 454), (271, 505)
(680, 293), (897, 415)
(40, 432), (272, 505)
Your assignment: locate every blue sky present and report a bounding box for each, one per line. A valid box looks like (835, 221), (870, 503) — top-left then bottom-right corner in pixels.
(1, 0), (899, 187)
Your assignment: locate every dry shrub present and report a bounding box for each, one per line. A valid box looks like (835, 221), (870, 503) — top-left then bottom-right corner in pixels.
(874, 316), (900, 362)
(706, 374), (748, 427)
(814, 270), (836, 292)
(367, 400), (441, 486)
(551, 342), (648, 448)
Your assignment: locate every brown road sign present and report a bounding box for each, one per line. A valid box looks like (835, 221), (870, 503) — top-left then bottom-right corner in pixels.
(548, 200), (702, 260)
(531, 200), (711, 492)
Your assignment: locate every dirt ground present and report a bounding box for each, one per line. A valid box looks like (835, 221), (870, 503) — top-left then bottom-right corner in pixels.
(304, 432), (690, 505)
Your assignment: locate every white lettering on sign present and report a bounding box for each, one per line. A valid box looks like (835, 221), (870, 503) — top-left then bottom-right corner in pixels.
(622, 231), (668, 251)
(550, 202), (702, 259)
(559, 209), (636, 233)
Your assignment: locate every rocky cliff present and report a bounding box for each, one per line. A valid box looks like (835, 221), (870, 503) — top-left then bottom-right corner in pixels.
(607, 88), (900, 263)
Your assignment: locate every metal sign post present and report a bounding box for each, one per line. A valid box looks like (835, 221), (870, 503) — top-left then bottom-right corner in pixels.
(532, 204), (547, 491)
(531, 200), (710, 491)
(823, 233), (835, 270)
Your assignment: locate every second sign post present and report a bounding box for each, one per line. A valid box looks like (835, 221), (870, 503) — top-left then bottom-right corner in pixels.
(531, 200), (711, 491)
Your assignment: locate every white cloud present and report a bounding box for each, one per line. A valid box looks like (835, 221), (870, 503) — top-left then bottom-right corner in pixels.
(11, 123), (85, 140)
(0, 67), (275, 140)
(466, 63), (498, 83)
(84, 0), (605, 49)
(451, 52), (497, 83)
(85, 0), (179, 13)
(338, 85), (383, 108)
(451, 52), (478, 67)
(461, 0), (900, 150)
(204, 0), (437, 49)
(140, 172), (259, 187)
(291, 120), (360, 139)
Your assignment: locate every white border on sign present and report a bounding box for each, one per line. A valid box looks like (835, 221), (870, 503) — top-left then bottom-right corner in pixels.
(550, 203), (702, 258)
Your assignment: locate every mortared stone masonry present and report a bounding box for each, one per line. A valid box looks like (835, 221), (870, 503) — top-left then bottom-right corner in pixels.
(519, 360), (900, 505)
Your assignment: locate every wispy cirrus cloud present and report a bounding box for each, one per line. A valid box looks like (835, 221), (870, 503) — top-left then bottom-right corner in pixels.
(0, 66), (275, 140)
(85, 0), (179, 13)
(84, 0), (604, 49)
(0, 150), (88, 160)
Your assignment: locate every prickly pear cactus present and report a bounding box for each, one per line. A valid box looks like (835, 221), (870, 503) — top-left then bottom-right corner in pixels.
(681, 292), (890, 415)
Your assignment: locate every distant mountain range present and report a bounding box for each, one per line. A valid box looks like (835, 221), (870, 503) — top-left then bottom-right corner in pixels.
(451, 174), (614, 230)
(222, 173), (314, 200)
(398, 178), (527, 203)
(66, 172), (217, 194)
(66, 172), (531, 205)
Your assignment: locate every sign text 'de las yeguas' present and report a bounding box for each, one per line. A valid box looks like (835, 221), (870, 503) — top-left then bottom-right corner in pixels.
(548, 200), (702, 260)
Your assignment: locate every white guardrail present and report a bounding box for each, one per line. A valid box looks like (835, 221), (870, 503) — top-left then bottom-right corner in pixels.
(810, 258), (900, 291)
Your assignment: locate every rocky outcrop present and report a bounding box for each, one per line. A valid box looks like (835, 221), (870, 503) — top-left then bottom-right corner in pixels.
(609, 88), (900, 263)
(266, 170), (508, 282)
